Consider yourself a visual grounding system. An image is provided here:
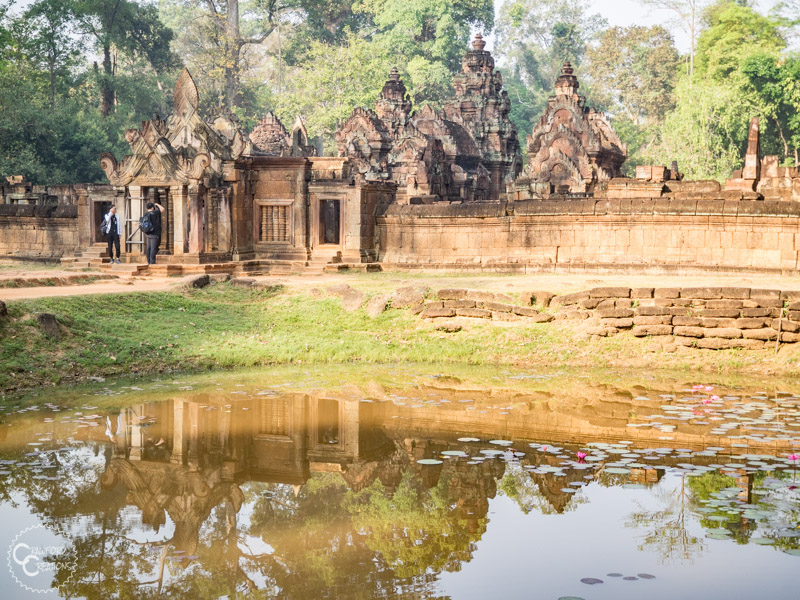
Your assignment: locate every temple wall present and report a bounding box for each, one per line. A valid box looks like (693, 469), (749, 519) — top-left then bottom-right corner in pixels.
(377, 198), (800, 274)
(0, 204), (80, 260)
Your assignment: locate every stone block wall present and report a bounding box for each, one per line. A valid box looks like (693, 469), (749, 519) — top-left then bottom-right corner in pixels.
(0, 204), (79, 259)
(376, 199), (800, 274)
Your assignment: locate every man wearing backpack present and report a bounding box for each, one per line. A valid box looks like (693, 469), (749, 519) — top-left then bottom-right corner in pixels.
(141, 201), (164, 265)
(102, 206), (122, 264)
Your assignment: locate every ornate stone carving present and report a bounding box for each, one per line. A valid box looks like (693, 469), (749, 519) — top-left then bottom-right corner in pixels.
(524, 63), (627, 194)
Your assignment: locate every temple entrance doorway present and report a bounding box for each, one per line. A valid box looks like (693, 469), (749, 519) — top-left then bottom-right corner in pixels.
(92, 200), (113, 243)
(319, 199), (341, 245)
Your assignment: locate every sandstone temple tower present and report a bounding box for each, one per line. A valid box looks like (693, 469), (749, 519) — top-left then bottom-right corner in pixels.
(523, 62), (627, 195)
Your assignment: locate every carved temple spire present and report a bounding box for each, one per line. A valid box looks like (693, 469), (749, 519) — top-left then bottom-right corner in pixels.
(554, 62), (580, 98)
(376, 67), (413, 130)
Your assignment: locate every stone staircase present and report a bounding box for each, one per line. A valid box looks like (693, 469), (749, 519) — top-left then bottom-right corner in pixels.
(60, 243), (111, 270)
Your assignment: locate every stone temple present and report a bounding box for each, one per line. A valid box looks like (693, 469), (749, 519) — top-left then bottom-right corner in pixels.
(2, 36), (800, 275)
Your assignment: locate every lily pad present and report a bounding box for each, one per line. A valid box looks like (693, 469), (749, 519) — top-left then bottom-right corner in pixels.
(416, 459), (443, 465)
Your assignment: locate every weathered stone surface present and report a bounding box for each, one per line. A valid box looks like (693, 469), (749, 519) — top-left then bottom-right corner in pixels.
(596, 299), (617, 310)
(391, 286), (429, 308)
(669, 307), (692, 316)
(775, 319), (800, 333)
(588, 326), (619, 337)
(654, 288), (681, 299)
(631, 288), (654, 299)
(527, 312), (555, 323)
(444, 300), (476, 309)
(753, 298), (784, 308)
(673, 316), (702, 327)
(698, 317), (737, 328)
(701, 309), (741, 318)
(741, 308), (772, 317)
(735, 318), (768, 329)
(634, 316), (672, 325)
(466, 290), (514, 304)
(789, 311), (800, 321)
(422, 307), (456, 319)
(706, 299), (743, 309)
(580, 298), (603, 310)
(492, 311), (520, 322)
(788, 301), (800, 310)
(719, 287), (751, 299)
(182, 274), (210, 289)
(231, 277), (255, 287)
(780, 332), (800, 343)
(437, 288), (469, 301)
(615, 298), (633, 309)
(530, 291), (556, 307)
(596, 308), (634, 319)
(743, 328), (778, 340)
(513, 306), (540, 317)
(680, 287), (724, 299)
(37, 313), (60, 340)
(456, 308), (492, 319)
(674, 336), (698, 347)
(436, 323), (463, 333)
(209, 273), (231, 283)
(697, 338), (764, 350)
(366, 294), (390, 318)
(671, 298), (692, 307)
(632, 325), (673, 337)
(482, 302), (513, 313)
(750, 289), (781, 299)
(556, 310), (590, 320)
(636, 306), (672, 316)
(589, 287), (631, 298)
(341, 288), (366, 312)
(551, 291), (590, 306)
(674, 326), (704, 338)
(702, 327), (742, 339)
(601, 318), (634, 328)
(410, 303), (426, 315)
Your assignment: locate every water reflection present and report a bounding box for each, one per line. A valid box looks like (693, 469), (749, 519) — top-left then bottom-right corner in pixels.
(0, 371), (798, 598)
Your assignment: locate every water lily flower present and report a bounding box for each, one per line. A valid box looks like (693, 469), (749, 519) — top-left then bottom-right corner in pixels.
(576, 451), (587, 461)
(701, 399), (713, 405)
(704, 385), (714, 392)
(788, 454), (799, 462)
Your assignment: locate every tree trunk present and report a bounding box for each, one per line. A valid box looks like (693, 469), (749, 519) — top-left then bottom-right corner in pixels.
(225, 0), (241, 110)
(100, 43), (114, 117)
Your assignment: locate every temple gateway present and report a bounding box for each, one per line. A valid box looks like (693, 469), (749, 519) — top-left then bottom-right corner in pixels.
(2, 36), (800, 274)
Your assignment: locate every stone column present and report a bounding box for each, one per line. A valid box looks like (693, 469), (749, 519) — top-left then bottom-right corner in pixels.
(170, 185), (187, 254)
(127, 185), (146, 258)
(75, 185), (91, 249)
(217, 187), (232, 255)
(296, 163), (309, 252)
(188, 185), (204, 255)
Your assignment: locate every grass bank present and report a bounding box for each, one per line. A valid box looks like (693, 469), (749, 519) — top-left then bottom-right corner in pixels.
(1, 282), (799, 395)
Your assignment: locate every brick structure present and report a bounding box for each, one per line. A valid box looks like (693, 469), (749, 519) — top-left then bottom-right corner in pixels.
(518, 62), (627, 196)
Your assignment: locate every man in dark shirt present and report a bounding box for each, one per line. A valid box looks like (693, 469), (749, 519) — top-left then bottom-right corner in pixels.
(144, 201), (164, 265)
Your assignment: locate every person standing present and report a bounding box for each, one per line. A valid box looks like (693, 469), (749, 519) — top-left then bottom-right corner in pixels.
(142, 201), (164, 265)
(103, 206), (122, 264)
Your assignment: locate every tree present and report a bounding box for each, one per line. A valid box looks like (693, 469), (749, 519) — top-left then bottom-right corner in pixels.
(587, 26), (680, 126)
(638, 0), (709, 76)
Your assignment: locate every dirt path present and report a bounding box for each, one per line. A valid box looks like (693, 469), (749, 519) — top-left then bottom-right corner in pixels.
(2, 269), (800, 302)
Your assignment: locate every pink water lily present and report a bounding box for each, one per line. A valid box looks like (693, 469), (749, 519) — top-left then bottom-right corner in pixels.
(701, 399), (713, 405)
(576, 451), (587, 461)
(788, 454), (799, 462)
(704, 385), (714, 392)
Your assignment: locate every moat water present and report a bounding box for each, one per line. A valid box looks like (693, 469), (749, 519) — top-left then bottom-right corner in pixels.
(0, 365), (798, 599)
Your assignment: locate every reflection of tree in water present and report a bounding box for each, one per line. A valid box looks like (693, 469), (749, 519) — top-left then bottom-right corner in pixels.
(499, 462), (588, 515)
(624, 474), (706, 565)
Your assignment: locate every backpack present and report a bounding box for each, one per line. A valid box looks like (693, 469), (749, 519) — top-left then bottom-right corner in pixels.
(139, 212), (155, 234)
(100, 218), (110, 236)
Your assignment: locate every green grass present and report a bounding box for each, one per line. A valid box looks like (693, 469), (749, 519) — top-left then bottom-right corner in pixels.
(1, 282), (799, 396)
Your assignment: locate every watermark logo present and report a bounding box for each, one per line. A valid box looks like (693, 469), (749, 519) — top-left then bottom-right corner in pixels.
(7, 525), (76, 594)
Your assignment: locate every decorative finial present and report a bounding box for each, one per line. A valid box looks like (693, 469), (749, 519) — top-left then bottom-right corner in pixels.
(562, 62), (573, 75)
(473, 33), (486, 52)
(389, 67), (400, 81)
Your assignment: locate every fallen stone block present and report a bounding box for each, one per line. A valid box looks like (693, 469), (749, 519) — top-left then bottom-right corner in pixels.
(436, 323), (462, 333)
(654, 288), (681, 298)
(697, 337), (764, 350)
(588, 326), (619, 337)
(437, 288), (468, 301)
(423, 301), (444, 309)
(528, 312), (555, 323)
(601, 318), (634, 329)
(551, 291), (590, 307)
(182, 274), (210, 289)
(674, 336), (698, 347)
(673, 316), (702, 327)
(231, 277), (255, 287)
(674, 326), (704, 338)
(636, 306), (672, 317)
(589, 287), (631, 298)
(701, 309), (741, 318)
(444, 300), (476, 309)
(735, 317), (769, 329)
(719, 287), (751, 299)
(596, 308), (634, 319)
(482, 302), (513, 313)
(466, 290), (514, 304)
(707, 299), (743, 309)
(492, 311), (520, 322)
(341, 288), (366, 312)
(456, 308), (492, 319)
(702, 327), (742, 339)
(632, 325), (673, 337)
(209, 273), (231, 283)
(631, 288), (654, 299)
(366, 294), (390, 318)
(513, 306), (540, 317)
(633, 316), (672, 326)
(743, 328), (778, 341)
(410, 303), (425, 315)
(391, 286), (429, 308)
(580, 298), (603, 310)
(525, 291), (556, 307)
(741, 308), (772, 318)
(422, 308), (456, 319)
(37, 313), (60, 340)
(680, 287), (724, 299)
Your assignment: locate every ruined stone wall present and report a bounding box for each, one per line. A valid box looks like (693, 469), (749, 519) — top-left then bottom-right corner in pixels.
(376, 198), (800, 274)
(0, 204), (79, 259)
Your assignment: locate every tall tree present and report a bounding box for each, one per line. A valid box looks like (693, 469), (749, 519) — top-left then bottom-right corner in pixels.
(638, 0), (711, 76)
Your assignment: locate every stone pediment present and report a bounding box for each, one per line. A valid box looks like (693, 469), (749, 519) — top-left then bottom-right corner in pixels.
(100, 68), (241, 187)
